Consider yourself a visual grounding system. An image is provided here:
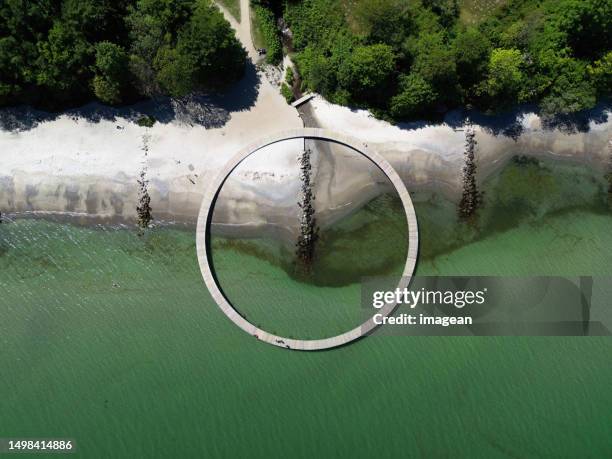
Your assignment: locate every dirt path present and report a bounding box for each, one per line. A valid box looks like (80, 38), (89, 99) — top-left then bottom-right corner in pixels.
(216, 0), (258, 62)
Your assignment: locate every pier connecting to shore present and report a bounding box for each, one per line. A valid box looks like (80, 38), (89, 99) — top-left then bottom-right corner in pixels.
(291, 93), (315, 108)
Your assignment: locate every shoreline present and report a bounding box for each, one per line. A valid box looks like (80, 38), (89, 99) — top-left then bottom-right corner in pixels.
(1, 102), (610, 232)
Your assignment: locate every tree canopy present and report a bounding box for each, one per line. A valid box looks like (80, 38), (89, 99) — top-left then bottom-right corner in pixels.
(0, 0), (246, 108)
(284, 0), (612, 119)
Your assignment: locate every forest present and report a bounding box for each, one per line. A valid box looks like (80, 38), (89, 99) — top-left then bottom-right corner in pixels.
(0, 0), (246, 108)
(280, 0), (611, 119)
(1, 0), (610, 119)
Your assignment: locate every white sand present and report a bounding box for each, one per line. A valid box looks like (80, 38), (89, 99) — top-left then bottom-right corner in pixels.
(211, 138), (392, 242)
(2, 94), (610, 225)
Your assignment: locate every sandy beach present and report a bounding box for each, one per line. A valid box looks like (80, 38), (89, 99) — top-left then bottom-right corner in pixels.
(1, 88), (610, 229)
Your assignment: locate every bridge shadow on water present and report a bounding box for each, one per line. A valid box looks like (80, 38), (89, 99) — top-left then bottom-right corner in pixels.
(0, 61), (261, 132)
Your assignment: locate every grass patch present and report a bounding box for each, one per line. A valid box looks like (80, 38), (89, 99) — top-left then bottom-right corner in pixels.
(339, 0), (360, 35)
(250, 6), (265, 50)
(217, 0), (241, 22)
(339, 0), (372, 36)
(459, 0), (508, 24)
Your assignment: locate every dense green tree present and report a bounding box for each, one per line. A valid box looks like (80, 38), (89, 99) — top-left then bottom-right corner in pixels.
(93, 42), (129, 104)
(0, 0), (246, 108)
(551, 0), (612, 58)
(284, 0), (346, 51)
(1, 0), (609, 117)
(61, 0), (124, 41)
(296, 47), (334, 96)
(390, 73), (437, 118)
(588, 51), (612, 93)
(36, 20), (93, 100)
(126, 0), (192, 96)
(540, 77), (597, 116)
(353, 0), (411, 50)
(95, 42), (129, 80)
(454, 27), (491, 92)
(252, 4), (282, 64)
(483, 48), (525, 104)
(154, 46), (190, 98)
(539, 57), (597, 115)
(499, 20), (530, 49)
(155, 1), (246, 96)
(92, 76), (120, 105)
(0, 0), (58, 38)
(338, 44), (396, 104)
(422, 0), (459, 28)
(127, 0), (245, 97)
(410, 32), (456, 91)
(0, 37), (24, 104)
(283, 0), (610, 119)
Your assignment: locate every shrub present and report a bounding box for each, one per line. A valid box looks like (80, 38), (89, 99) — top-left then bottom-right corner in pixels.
(137, 115), (156, 127)
(280, 83), (293, 103)
(285, 66), (294, 86)
(253, 5), (282, 65)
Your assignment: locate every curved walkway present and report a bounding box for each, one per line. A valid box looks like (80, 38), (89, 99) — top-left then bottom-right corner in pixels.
(196, 128), (419, 351)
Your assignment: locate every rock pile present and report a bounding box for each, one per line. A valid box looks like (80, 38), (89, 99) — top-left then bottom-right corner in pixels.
(458, 122), (482, 221)
(295, 148), (318, 270)
(136, 134), (152, 232)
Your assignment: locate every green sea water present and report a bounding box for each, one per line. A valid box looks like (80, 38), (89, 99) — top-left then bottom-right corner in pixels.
(211, 193), (408, 339)
(1, 157), (611, 457)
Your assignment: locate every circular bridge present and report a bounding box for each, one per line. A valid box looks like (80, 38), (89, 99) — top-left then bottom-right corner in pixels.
(196, 128), (418, 350)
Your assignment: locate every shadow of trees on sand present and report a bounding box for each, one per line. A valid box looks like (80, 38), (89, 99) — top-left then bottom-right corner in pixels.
(0, 61), (261, 132)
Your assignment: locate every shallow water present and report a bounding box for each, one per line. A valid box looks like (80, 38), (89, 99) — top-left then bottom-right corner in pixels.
(211, 193), (408, 339)
(1, 157), (611, 457)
